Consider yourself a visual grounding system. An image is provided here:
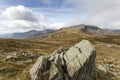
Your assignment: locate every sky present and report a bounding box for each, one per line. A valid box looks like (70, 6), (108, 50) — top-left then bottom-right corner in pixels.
(0, 0), (120, 34)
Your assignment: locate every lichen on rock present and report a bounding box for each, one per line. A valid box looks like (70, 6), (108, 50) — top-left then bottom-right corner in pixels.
(29, 40), (97, 80)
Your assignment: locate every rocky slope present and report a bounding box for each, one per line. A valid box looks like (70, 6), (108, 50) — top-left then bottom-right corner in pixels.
(30, 40), (97, 80)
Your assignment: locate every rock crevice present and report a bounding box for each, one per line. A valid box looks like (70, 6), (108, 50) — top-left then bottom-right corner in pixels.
(30, 40), (97, 80)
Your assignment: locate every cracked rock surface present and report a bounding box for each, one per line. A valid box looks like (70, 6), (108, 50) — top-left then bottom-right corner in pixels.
(29, 40), (97, 80)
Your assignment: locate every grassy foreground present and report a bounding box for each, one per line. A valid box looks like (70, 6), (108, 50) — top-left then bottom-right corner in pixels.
(0, 28), (120, 80)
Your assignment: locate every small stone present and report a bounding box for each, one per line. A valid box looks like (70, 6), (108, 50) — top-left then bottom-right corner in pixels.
(16, 59), (32, 65)
(0, 54), (4, 59)
(97, 65), (107, 73)
(22, 52), (38, 58)
(110, 68), (116, 72)
(6, 54), (18, 60)
(111, 72), (118, 77)
(106, 44), (112, 47)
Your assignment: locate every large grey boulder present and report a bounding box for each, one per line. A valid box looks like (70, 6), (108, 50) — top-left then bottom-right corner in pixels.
(64, 40), (97, 80)
(29, 40), (97, 80)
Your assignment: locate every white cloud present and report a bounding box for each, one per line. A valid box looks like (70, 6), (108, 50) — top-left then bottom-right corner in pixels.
(0, 5), (66, 34)
(65, 0), (120, 29)
(0, 20), (65, 34)
(0, 20), (65, 30)
(1, 5), (44, 22)
(0, 5), (44, 33)
(47, 22), (65, 29)
(0, 20), (40, 29)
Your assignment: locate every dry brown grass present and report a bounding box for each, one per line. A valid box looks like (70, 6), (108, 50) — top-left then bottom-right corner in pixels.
(0, 28), (120, 80)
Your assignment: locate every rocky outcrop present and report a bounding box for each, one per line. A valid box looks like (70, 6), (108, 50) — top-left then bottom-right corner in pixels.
(29, 40), (97, 80)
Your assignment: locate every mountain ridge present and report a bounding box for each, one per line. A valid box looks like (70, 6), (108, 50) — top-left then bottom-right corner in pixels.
(64, 24), (119, 36)
(0, 24), (120, 39)
(0, 29), (56, 39)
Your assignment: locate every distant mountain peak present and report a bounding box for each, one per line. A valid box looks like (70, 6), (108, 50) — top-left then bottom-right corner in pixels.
(66, 24), (119, 36)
